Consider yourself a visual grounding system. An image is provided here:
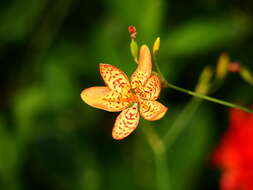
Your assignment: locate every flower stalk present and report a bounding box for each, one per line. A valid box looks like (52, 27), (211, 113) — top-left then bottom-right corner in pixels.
(167, 83), (253, 113)
(151, 44), (253, 113)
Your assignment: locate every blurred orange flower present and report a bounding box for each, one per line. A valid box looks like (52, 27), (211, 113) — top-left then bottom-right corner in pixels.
(213, 106), (253, 190)
(81, 45), (167, 140)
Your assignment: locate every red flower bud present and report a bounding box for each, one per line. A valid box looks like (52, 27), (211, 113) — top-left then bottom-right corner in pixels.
(128, 25), (137, 40)
(228, 62), (241, 73)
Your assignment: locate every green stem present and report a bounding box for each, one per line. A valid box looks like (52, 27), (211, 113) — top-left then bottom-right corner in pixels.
(154, 57), (163, 78)
(153, 57), (168, 87)
(143, 126), (170, 190)
(163, 98), (202, 149)
(154, 152), (170, 190)
(153, 56), (253, 113)
(167, 83), (253, 113)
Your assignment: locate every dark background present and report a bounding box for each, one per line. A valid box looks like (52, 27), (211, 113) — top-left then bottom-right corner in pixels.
(0, 0), (252, 189)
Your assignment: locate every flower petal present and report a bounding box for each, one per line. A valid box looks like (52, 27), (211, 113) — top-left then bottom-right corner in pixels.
(81, 86), (131, 112)
(139, 75), (161, 101)
(100, 64), (131, 94)
(139, 100), (168, 121)
(112, 103), (139, 140)
(131, 45), (152, 93)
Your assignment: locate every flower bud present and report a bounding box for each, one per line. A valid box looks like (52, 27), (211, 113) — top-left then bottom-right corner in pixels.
(130, 39), (138, 63)
(128, 25), (137, 40)
(228, 62), (241, 73)
(239, 66), (253, 85)
(216, 53), (229, 80)
(195, 65), (213, 94)
(153, 37), (160, 56)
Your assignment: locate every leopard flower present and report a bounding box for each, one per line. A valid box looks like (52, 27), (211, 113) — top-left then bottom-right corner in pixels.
(81, 45), (168, 140)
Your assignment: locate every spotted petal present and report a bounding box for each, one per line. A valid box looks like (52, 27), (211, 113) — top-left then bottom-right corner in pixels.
(81, 86), (131, 112)
(112, 103), (139, 140)
(139, 75), (161, 101)
(100, 64), (131, 94)
(139, 99), (168, 121)
(131, 45), (152, 93)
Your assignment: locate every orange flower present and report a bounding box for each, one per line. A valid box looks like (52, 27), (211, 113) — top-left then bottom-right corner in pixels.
(81, 45), (168, 140)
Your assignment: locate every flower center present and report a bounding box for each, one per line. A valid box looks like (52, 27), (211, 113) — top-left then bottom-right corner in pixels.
(131, 94), (139, 103)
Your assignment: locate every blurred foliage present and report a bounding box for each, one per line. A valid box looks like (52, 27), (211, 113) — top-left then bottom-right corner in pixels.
(0, 0), (253, 190)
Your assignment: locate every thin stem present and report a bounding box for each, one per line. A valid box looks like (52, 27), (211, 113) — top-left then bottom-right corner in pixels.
(153, 56), (253, 113)
(167, 83), (253, 113)
(153, 57), (168, 87)
(143, 127), (170, 190)
(163, 98), (203, 149)
(154, 152), (170, 190)
(153, 57), (163, 78)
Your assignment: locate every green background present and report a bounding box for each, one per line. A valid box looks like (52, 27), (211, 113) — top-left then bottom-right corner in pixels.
(0, 0), (252, 189)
